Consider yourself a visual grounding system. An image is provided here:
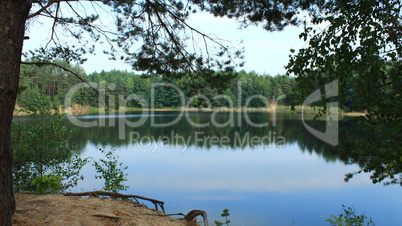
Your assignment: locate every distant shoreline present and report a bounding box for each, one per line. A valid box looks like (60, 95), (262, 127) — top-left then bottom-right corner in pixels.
(342, 112), (366, 117)
(13, 105), (365, 117)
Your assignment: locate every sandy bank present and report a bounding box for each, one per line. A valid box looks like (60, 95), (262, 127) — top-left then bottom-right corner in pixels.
(13, 193), (198, 226)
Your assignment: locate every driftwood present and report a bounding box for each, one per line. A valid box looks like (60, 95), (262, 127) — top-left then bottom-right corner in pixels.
(64, 191), (165, 213)
(184, 209), (208, 226)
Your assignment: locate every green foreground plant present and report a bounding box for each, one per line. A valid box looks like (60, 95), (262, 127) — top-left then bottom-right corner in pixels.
(12, 95), (129, 194)
(93, 148), (129, 193)
(326, 205), (375, 226)
(31, 174), (63, 195)
(12, 94), (89, 193)
(215, 208), (230, 226)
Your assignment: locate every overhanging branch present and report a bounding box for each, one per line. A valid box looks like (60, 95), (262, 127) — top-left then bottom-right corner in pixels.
(21, 61), (98, 95)
(29, 0), (105, 19)
(28, 0), (58, 19)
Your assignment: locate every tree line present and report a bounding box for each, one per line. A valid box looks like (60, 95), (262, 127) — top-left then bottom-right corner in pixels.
(17, 61), (298, 110)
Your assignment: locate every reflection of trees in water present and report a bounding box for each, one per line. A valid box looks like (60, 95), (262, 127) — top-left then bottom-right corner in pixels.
(295, 116), (402, 186)
(333, 117), (402, 186)
(68, 112), (293, 149)
(67, 112), (333, 152)
(65, 112), (402, 185)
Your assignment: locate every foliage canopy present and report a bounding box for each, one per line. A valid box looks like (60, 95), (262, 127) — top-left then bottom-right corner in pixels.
(285, 0), (402, 185)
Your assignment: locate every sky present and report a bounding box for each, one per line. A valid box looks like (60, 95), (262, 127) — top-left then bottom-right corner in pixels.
(186, 12), (308, 75)
(23, 6), (308, 76)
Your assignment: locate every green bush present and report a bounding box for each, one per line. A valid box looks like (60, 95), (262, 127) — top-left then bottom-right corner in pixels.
(93, 148), (129, 192)
(326, 205), (375, 226)
(32, 175), (63, 195)
(12, 93), (89, 193)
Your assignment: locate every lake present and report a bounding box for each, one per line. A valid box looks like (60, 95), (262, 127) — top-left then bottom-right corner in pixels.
(16, 111), (402, 225)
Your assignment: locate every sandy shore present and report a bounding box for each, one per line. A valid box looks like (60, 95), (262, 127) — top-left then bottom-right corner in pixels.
(13, 193), (198, 226)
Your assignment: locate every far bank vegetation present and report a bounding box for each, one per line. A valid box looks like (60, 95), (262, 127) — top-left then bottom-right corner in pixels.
(16, 61), (356, 115)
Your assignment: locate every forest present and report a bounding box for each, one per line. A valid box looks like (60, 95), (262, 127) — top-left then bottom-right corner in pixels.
(17, 60), (299, 110)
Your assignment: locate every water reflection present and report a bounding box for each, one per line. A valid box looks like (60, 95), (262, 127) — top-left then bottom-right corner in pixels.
(68, 112), (331, 151)
(64, 111), (383, 185)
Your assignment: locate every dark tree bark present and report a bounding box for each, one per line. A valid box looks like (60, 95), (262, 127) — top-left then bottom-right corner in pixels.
(0, 1), (31, 225)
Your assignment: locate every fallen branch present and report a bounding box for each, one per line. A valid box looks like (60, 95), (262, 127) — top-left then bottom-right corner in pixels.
(64, 191), (165, 213)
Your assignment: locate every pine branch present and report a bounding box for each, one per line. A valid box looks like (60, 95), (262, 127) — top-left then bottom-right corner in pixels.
(21, 61), (98, 94)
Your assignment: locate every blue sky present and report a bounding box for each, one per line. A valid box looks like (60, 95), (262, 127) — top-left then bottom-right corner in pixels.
(186, 12), (307, 75)
(23, 9), (308, 76)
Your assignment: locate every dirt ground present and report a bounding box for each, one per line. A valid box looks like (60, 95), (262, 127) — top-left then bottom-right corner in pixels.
(13, 193), (198, 226)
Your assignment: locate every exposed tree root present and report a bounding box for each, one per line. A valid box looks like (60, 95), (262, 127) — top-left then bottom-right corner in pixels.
(64, 191), (208, 225)
(184, 209), (208, 226)
(64, 191), (165, 213)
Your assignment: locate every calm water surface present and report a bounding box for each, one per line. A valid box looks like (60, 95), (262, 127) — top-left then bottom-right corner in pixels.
(34, 112), (402, 225)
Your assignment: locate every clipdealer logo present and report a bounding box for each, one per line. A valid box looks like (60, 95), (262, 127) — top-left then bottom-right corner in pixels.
(302, 80), (339, 146)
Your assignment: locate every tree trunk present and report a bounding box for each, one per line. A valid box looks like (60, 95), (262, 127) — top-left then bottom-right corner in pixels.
(0, 1), (31, 225)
